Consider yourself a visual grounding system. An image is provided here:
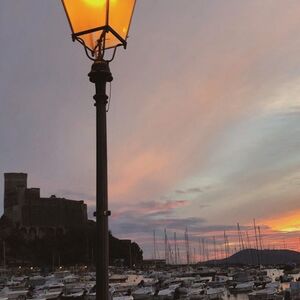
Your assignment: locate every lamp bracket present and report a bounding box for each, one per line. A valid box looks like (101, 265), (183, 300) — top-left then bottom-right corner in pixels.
(93, 211), (111, 217)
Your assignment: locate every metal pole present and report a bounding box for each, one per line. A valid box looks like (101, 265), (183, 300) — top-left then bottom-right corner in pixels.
(3, 241), (6, 268)
(89, 60), (113, 300)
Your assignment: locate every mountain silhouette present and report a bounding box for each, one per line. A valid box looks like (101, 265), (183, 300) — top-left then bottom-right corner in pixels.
(204, 249), (300, 266)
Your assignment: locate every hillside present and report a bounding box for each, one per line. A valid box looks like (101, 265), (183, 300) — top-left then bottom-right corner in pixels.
(206, 249), (300, 266)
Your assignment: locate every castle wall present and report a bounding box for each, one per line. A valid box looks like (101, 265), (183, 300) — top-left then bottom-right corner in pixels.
(3, 173), (88, 231)
(22, 196), (87, 228)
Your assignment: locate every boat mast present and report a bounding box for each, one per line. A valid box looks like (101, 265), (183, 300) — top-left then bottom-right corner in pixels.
(246, 230), (254, 265)
(258, 226), (263, 250)
(246, 230), (251, 249)
(168, 243), (173, 265)
(185, 227), (190, 266)
(237, 223), (245, 251)
(164, 228), (168, 265)
(177, 243), (181, 264)
(223, 231), (227, 259)
(253, 219), (260, 265)
(206, 238), (210, 262)
(198, 237), (202, 264)
(237, 223), (241, 251)
(202, 238), (205, 263)
(213, 236), (217, 263)
(174, 232), (177, 265)
(153, 229), (156, 266)
(224, 231), (230, 259)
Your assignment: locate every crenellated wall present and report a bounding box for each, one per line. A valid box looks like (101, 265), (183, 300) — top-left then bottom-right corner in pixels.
(3, 173), (87, 234)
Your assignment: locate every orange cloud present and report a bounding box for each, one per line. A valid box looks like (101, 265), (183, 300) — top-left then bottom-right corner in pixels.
(109, 149), (169, 199)
(263, 210), (300, 233)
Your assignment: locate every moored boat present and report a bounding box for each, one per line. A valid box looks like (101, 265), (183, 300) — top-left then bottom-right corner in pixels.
(229, 281), (254, 293)
(131, 286), (154, 300)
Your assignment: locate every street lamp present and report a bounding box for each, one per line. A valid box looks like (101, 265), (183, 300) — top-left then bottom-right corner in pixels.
(61, 1), (136, 299)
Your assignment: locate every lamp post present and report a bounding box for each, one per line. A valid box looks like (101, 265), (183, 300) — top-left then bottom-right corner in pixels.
(61, 1), (136, 299)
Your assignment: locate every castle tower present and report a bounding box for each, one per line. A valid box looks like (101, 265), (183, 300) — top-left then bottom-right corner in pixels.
(4, 173), (27, 223)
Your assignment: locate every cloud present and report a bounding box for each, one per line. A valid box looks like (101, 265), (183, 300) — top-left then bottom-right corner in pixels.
(111, 199), (189, 220)
(1, 0), (300, 259)
(175, 188), (203, 195)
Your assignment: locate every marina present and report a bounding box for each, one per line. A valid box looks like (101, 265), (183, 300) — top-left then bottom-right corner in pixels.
(0, 267), (298, 300)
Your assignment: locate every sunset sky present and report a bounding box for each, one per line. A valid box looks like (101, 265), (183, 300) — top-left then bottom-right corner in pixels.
(0, 0), (300, 260)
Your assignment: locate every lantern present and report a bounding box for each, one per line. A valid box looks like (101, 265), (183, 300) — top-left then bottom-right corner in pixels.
(62, 0), (136, 55)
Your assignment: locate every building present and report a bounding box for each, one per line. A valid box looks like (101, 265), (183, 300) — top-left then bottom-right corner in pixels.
(1, 173), (143, 266)
(3, 173), (87, 237)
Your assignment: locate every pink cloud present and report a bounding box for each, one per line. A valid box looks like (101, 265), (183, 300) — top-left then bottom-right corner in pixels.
(111, 199), (189, 220)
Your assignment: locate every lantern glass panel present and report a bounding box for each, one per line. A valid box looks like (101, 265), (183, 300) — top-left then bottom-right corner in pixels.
(62, 0), (107, 50)
(108, 0), (136, 44)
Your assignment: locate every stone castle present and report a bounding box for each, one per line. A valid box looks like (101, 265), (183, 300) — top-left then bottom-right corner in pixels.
(3, 173), (87, 237)
(1, 173), (143, 266)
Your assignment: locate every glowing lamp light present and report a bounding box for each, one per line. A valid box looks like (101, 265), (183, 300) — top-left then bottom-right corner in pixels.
(61, 0), (136, 55)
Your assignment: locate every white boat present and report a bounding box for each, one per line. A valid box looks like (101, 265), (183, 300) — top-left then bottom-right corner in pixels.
(111, 291), (133, 300)
(248, 288), (282, 300)
(0, 287), (28, 300)
(188, 286), (206, 300)
(113, 297), (133, 300)
(206, 287), (225, 300)
(156, 283), (180, 299)
(61, 289), (87, 300)
(34, 282), (64, 300)
(208, 276), (229, 287)
(33, 290), (62, 300)
(131, 286), (154, 299)
(230, 281), (255, 293)
(63, 275), (79, 285)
